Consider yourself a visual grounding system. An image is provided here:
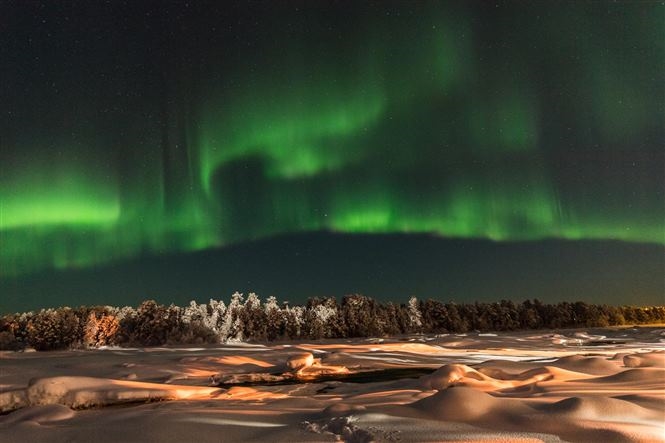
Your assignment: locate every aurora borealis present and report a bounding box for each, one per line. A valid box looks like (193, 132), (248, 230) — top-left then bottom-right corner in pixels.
(1, 1), (663, 310)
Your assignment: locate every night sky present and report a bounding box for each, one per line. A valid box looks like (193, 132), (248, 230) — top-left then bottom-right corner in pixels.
(1, 1), (663, 311)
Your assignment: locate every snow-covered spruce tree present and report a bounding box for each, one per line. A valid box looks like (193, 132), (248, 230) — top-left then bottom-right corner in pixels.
(241, 293), (267, 340)
(83, 310), (120, 347)
(207, 298), (227, 333)
(379, 302), (401, 336)
(164, 303), (188, 344)
(444, 302), (467, 333)
(180, 300), (221, 343)
(314, 304), (338, 338)
(408, 296), (423, 333)
(128, 300), (184, 346)
(134, 300), (166, 346)
(264, 296), (285, 341)
(284, 305), (304, 340)
(341, 294), (383, 337)
(27, 307), (82, 350)
(219, 292), (244, 342)
(304, 297), (342, 339)
(114, 306), (137, 322)
(0, 311), (33, 350)
(323, 297), (347, 337)
(182, 300), (207, 325)
(114, 305), (138, 345)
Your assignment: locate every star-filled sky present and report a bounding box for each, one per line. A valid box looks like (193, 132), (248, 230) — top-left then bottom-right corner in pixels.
(1, 1), (663, 311)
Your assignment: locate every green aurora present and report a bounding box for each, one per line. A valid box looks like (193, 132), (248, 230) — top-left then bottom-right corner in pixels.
(1, 1), (663, 279)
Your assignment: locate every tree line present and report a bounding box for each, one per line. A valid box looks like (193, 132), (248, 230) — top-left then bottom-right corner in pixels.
(0, 293), (663, 351)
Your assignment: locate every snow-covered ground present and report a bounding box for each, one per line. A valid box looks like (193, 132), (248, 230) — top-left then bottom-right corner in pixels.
(1, 327), (664, 442)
